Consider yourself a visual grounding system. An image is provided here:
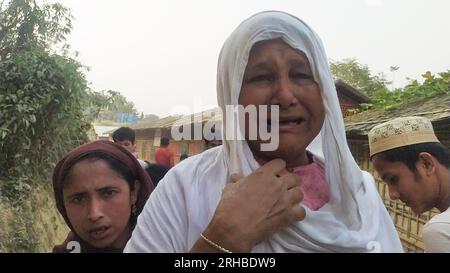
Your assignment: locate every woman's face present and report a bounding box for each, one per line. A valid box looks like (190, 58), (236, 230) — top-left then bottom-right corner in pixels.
(239, 39), (325, 167)
(62, 159), (138, 249)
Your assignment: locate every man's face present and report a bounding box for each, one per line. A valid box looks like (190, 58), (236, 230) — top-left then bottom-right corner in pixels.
(116, 140), (135, 154)
(372, 155), (439, 214)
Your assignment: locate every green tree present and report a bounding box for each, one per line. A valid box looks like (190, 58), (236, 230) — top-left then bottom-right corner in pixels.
(0, 0), (114, 253)
(90, 89), (138, 122)
(371, 70), (450, 110)
(0, 0), (72, 58)
(103, 90), (137, 118)
(144, 114), (159, 121)
(0, 0), (99, 181)
(330, 58), (390, 97)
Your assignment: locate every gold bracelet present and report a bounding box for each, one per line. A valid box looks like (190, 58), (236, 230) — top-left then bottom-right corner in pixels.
(200, 233), (232, 253)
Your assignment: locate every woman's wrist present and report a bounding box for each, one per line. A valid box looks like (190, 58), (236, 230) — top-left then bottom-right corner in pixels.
(202, 216), (253, 253)
(199, 233), (232, 253)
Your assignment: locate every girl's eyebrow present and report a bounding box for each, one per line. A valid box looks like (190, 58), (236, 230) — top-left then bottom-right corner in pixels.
(66, 185), (119, 197)
(96, 186), (118, 193)
(67, 192), (86, 199)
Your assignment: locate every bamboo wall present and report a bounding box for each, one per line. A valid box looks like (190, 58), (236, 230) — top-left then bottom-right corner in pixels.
(347, 137), (449, 252)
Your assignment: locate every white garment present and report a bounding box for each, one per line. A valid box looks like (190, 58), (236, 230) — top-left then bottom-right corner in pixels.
(138, 159), (149, 169)
(125, 11), (402, 253)
(423, 207), (450, 253)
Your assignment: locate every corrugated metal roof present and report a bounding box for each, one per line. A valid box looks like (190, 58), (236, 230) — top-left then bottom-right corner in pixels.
(94, 125), (120, 137)
(345, 93), (450, 135)
(128, 93), (449, 137)
(131, 108), (222, 131)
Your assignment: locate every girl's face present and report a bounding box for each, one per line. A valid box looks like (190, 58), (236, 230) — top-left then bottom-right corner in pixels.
(239, 39), (325, 167)
(62, 159), (139, 249)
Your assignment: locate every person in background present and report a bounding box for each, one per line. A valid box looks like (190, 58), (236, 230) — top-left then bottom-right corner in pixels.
(52, 140), (154, 252)
(112, 127), (169, 185)
(179, 153), (189, 161)
(112, 127), (147, 169)
(154, 136), (174, 168)
(125, 11), (402, 253)
(369, 116), (450, 252)
(144, 161), (170, 187)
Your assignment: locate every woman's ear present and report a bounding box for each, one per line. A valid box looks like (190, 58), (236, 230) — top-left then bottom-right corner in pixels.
(130, 180), (141, 205)
(418, 152), (436, 176)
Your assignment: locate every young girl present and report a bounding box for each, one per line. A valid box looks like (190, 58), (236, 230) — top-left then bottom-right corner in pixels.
(52, 140), (153, 252)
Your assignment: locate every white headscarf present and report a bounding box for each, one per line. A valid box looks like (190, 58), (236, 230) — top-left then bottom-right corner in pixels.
(125, 11), (402, 253)
(216, 11), (402, 252)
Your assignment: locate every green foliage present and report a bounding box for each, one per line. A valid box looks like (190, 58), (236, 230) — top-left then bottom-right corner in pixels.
(82, 89), (110, 122)
(330, 58), (390, 97)
(372, 70), (450, 110)
(0, 179), (69, 252)
(0, 0), (72, 58)
(0, 0), (109, 252)
(0, 0), (102, 185)
(9, 204), (39, 252)
(0, 176), (31, 205)
(95, 89), (138, 121)
(0, 1), (135, 205)
(331, 57), (450, 111)
(0, 49), (92, 178)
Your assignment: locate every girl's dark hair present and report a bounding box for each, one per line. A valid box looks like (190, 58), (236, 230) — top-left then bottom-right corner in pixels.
(62, 151), (137, 190)
(372, 142), (450, 172)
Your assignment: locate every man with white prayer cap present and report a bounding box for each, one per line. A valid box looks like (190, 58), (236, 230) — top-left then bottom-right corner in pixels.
(369, 116), (450, 252)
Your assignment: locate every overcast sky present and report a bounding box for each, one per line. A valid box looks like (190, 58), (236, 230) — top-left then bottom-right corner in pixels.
(56, 0), (450, 117)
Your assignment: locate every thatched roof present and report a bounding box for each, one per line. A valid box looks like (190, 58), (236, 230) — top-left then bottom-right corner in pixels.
(345, 93), (450, 136)
(335, 79), (371, 103)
